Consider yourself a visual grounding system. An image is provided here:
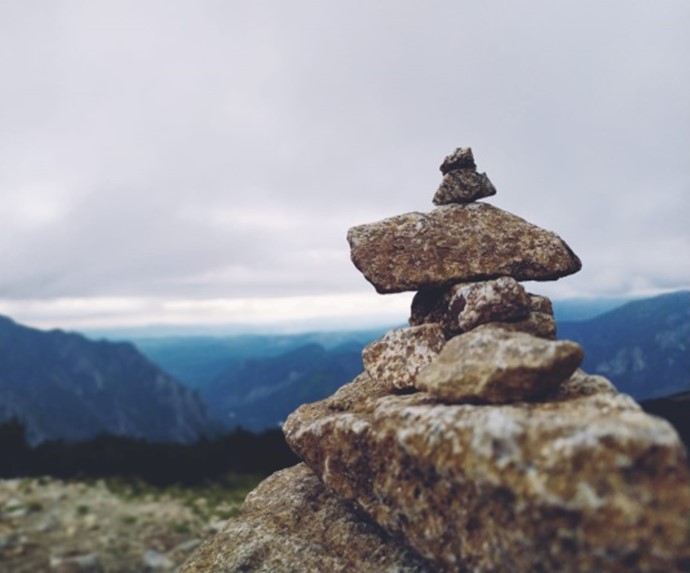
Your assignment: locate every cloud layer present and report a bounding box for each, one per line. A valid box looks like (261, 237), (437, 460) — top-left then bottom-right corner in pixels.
(1, 1), (688, 329)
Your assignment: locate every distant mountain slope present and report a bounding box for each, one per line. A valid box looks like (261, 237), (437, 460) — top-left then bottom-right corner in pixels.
(200, 343), (363, 431)
(558, 291), (690, 400)
(551, 297), (634, 322)
(133, 329), (387, 389)
(0, 315), (216, 445)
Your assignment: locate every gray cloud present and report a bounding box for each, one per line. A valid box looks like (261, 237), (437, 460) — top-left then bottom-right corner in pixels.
(0, 1), (688, 326)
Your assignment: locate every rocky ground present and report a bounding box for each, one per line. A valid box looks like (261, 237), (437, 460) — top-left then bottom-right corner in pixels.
(0, 474), (261, 573)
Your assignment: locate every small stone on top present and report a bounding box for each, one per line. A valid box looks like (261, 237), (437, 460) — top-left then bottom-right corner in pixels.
(440, 147), (476, 174)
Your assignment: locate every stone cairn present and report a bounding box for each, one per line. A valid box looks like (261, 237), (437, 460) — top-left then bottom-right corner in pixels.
(183, 149), (690, 573)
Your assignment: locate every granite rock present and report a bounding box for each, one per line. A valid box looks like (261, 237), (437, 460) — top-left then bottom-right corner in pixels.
(433, 170), (497, 205)
(415, 325), (583, 403)
(180, 464), (433, 573)
(491, 311), (557, 339)
(451, 277), (531, 332)
(409, 286), (452, 332)
(410, 279), (546, 339)
(439, 147), (476, 174)
(362, 325), (446, 390)
(527, 293), (553, 315)
(348, 203), (582, 294)
(284, 371), (690, 573)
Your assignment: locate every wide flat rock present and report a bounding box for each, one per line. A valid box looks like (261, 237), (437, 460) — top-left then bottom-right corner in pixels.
(347, 203), (582, 293)
(284, 371), (690, 572)
(180, 464), (433, 573)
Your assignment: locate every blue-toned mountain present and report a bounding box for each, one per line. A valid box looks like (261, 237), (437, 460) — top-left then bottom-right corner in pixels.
(200, 343), (364, 431)
(0, 315), (216, 444)
(558, 291), (689, 400)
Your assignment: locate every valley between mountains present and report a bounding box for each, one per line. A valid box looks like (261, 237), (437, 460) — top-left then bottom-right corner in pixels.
(0, 291), (687, 445)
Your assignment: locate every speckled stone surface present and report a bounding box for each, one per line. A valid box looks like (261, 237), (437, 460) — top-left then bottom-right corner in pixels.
(415, 325), (583, 403)
(490, 311), (557, 339)
(284, 370), (690, 573)
(433, 170), (497, 205)
(452, 277), (531, 332)
(410, 282), (553, 339)
(439, 147), (476, 174)
(362, 325), (446, 390)
(348, 203), (582, 294)
(180, 464), (433, 573)
(527, 293), (553, 315)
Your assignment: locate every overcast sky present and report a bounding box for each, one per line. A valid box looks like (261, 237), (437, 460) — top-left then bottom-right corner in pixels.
(0, 1), (688, 331)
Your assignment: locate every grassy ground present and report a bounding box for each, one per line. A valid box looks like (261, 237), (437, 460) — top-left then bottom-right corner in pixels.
(86, 472), (266, 521)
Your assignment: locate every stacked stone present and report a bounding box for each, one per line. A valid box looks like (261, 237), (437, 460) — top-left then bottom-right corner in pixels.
(352, 147), (583, 402)
(183, 149), (690, 573)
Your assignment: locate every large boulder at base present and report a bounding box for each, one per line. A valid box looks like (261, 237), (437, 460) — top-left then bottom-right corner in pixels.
(180, 464), (433, 573)
(415, 325), (584, 403)
(362, 324), (446, 390)
(284, 371), (690, 573)
(347, 203), (582, 294)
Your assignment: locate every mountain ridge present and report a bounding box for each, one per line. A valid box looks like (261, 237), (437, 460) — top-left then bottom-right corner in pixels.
(558, 290), (689, 399)
(0, 315), (217, 445)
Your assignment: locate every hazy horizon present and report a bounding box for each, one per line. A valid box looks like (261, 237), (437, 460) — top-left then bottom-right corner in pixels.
(6, 290), (684, 338)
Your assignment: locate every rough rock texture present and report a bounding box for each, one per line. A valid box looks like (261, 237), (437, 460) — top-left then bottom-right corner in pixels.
(348, 203), (582, 294)
(284, 370), (690, 573)
(362, 325), (446, 390)
(439, 147), (476, 174)
(409, 286), (453, 332)
(527, 293), (553, 315)
(415, 326), (584, 403)
(180, 464), (433, 573)
(491, 311), (557, 340)
(410, 279), (546, 339)
(433, 170), (497, 205)
(451, 277), (531, 332)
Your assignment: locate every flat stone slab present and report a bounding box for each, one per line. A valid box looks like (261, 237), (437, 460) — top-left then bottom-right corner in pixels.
(181, 464), (433, 573)
(284, 371), (690, 573)
(415, 325), (583, 403)
(363, 325), (446, 390)
(347, 203), (582, 294)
